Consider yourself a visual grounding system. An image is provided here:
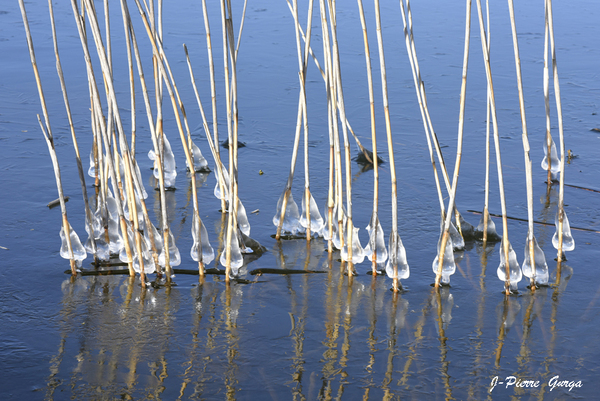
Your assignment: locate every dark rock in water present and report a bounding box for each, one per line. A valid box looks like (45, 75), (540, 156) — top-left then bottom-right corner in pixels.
(221, 139), (246, 149)
(354, 150), (384, 165)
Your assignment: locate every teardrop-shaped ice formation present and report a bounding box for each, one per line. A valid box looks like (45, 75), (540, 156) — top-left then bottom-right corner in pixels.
(149, 135), (177, 188)
(220, 229), (244, 276)
(236, 199), (251, 237)
(103, 192), (124, 255)
(432, 233), (456, 285)
(273, 190), (301, 235)
(552, 210), (575, 252)
(191, 213), (214, 265)
(341, 224), (365, 264)
(84, 213), (110, 261)
(158, 229), (181, 267)
(448, 221), (465, 251)
(541, 139), (560, 176)
(213, 165), (230, 202)
(119, 221), (155, 274)
(132, 159), (148, 199)
(385, 232), (410, 280)
(59, 222), (87, 266)
(522, 235), (549, 285)
(143, 219), (163, 256)
(497, 240), (522, 292)
(123, 191), (145, 227)
(299, 190), (324, 236)
(189, 141), (209, 172)
(474, 210), (502, 242)
(88, 147), (97, 178)
(364, 213), (388, 264)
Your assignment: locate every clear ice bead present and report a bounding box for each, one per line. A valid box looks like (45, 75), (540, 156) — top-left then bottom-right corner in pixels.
(552, 210), (575, 252)
(132, 159), (148, 199)
(214, 165), (230, 202)
(364, 213), (388, 264)
(149, 135), (177, 188)
(497, 240), (522, 292)
(189, 141), (209, 172)
(449, 221), (465, 251)
(158, 229), (181, 267)
(341, 224), (365, 264)
(299, 190), (324, 236)
(273, 190), (301, 235)
(220, 229), (244, 276)
(191, 213), (214, 265)
(59, 222), (87, 264)
(475, 209), (501, 241)
(541, 139), (560, 175)
(88, 147), (97, 178)
(522, 235), (549, 285)
(432, 233), (456, 285)
(237, 199), (251, 237)
(385, 232), (410, 280)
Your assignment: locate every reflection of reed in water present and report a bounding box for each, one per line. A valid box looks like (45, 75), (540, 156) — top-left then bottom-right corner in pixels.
(361, 274), (387, 399)
(493, 296), (521, 368)
(381, 291), (409, 400)
(432, 288), (453, 399)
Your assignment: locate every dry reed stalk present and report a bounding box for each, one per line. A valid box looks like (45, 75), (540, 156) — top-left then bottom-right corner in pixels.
(200, 0), (227, 212)
(434, 0), (471, 288)
(20, 0), (79, 274)
(327, 0), (355, 277)
(357, 0), (380, 274)
(545, 0), (567, 270)
(286, 0), (374, 164)
(374, 0), (400, 291)
(507, 0), (537, 290)
(47, 0), (99, 264)
(475, 0), (511, 294)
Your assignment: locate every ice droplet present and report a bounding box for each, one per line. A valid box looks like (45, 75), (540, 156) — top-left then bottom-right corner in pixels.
(191, 213), (214, 265)
(132, 159), (148, 199)
(385, 232), (409, 280)
(497, 240), (522, 292)
(541, 139), (560, 175)
(522, 235), (549, 286)
(59, 222), (87, 263)
(189, 141), (209, 172)
(474, 209), (501, 242)
(299, 190), (324, 236)
(341, 224), (365, 264)
(220, 229), (244, 276)
(552, 210), (575, 252)
(149, 135), (177, 188)
(158, 229), (181, 267)
(84, 213), (110, 261)
(432, 232), (455, 285)
(87, 147), (97, 178)
(448, 221), (465, 251)
(364, 213), (388, 264)
(213, 165), (230, 202)
(273, 190), (301, 235)
(237, 199), (251, 237)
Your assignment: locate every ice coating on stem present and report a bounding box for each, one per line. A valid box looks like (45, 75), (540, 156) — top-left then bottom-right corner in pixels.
(432, 233), (456, 285)
(237, 199), (251, 237)
(541, 139), (560, 177)
(84, 213), (110, 261)
(474, 210), (501, 242)
(522, 235), (549, 285)
(189, 141), (209, 172)
(95, 191), (123, 255)
(364, 213), (388, 264)
(341, 224), (365, 264)
(148, 135), (177, 188)
(132, 159), (148, 199)
(385, 232), (410, 280)
(59, 222), (87, 266)
(220, 229), (244, 276)
(552, 210), (575, 252)
(123, 190), (144, 226)
(143, 219), (163, 256)
(457, 213), (475, 240)
(299, 191), (324, 236)
(158, 229), (181, 267)
(119, 221), (155, 274)
(87, 148), (97, 178)
(448, 221), (465, 251)
(191, 213), (214, 265)
(497, 240), (522, 292)
(273, 190), (301, 235)
(214, 167), (230, 202)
